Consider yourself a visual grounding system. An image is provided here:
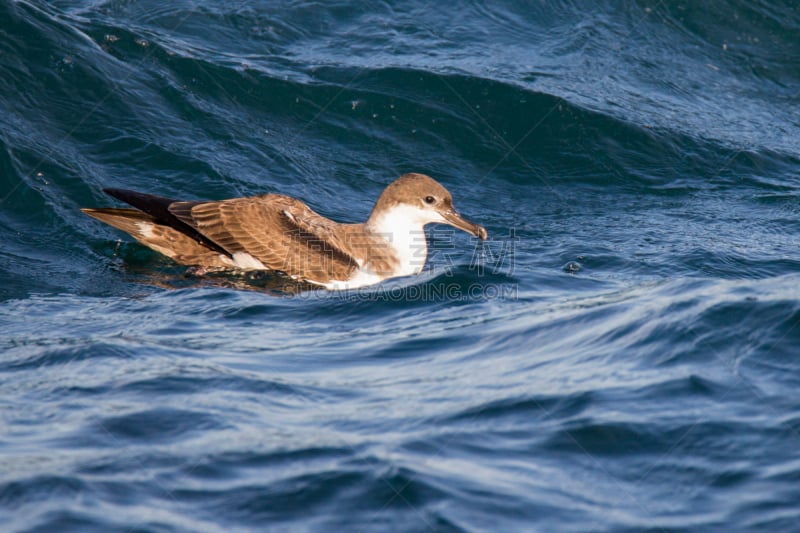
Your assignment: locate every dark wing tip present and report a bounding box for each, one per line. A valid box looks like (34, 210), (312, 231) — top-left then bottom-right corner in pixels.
(102, 188), (177, 206)
(102, 188), (134, 201)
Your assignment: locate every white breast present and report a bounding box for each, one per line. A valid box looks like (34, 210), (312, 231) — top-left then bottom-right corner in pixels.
(366, 204), (430, 277)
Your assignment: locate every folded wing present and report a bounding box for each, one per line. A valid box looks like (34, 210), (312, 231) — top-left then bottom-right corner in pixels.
(169, 194), (364, 283)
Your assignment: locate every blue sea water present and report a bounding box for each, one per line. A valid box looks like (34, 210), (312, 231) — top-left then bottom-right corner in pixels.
(1, 0), (800, 530)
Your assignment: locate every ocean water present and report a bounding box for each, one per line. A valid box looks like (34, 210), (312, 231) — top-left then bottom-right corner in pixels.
(2, 0), (800, 530)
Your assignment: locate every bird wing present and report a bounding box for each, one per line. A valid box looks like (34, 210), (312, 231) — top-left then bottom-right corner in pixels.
(168, 194), (364, 282)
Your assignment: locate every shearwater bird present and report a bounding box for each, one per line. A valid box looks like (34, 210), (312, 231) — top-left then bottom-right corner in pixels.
(82, 173), (487, 289)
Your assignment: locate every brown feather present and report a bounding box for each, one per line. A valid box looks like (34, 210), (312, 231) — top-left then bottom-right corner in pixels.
(177, 195), (368, 283)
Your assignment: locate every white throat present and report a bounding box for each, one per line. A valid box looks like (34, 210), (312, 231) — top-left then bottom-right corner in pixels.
(368, 204), (433, 277)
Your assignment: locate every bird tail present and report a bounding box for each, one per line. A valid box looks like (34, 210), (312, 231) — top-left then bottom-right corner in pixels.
(80, 207), (156, 239)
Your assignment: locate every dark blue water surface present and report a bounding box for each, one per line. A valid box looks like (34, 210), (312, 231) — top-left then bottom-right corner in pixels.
(2, 1), (800, 531)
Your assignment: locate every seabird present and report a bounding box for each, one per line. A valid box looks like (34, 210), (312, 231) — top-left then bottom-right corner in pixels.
(81, 173), (488, 289)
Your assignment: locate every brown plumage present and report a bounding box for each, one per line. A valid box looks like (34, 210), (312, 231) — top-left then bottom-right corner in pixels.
(82, 173), (487, 289)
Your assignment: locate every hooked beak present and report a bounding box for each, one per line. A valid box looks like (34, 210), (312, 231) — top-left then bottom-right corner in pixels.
(440, 209), (488, 241)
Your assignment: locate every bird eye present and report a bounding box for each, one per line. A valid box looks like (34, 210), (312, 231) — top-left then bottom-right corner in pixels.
(424, 195), (436, 205)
